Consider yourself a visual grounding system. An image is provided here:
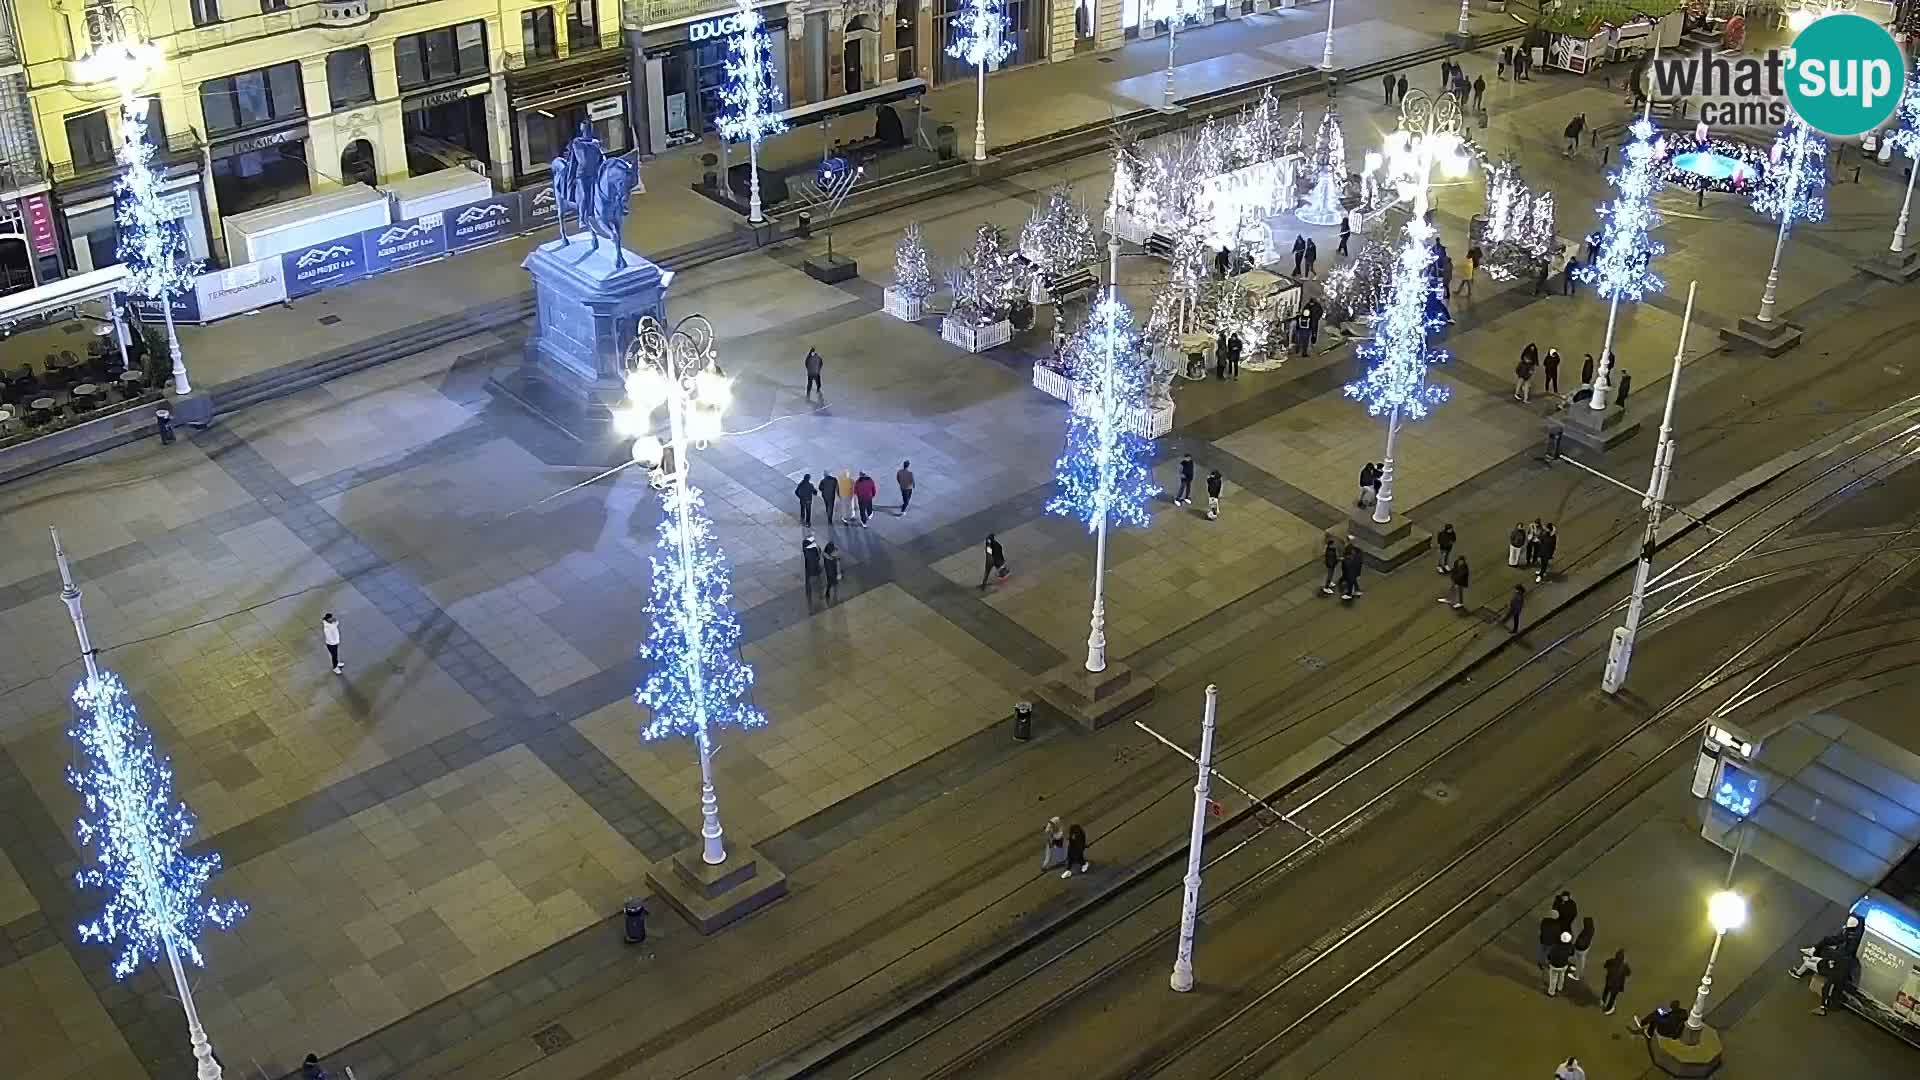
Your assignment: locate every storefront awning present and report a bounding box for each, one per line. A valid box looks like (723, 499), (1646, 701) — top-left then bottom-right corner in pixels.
(0, 264), (129, 328)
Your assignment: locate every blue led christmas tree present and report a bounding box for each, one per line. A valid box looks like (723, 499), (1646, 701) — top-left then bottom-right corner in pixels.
(116, 97), (199, 393)
(948, 0), (1014, 161)
(1751, 115), (1828, 324)
(1342, 216), (1450, 524)
(1575, 117), (1666, 304)
(67, 672), (247, 981)
(636, 484), (766, 744)
(1047, 297), (1160, 531)
(716, 0), (787, 222)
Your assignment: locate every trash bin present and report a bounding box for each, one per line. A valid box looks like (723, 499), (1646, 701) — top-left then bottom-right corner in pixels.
(796, 211), (813, 239)
(936, 124), (958, 161)
(1013, 701), (1033, 741)
(155, 408), (175, 446)
(623, 898), (649, 943)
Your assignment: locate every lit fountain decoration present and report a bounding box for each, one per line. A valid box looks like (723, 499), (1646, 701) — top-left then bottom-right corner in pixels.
(1660, 121), (1769, 194)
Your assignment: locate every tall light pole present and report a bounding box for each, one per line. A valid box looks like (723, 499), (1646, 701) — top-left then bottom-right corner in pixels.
(948, 0), (1014, 162)
(1753, 118), (1827, 325)
(1886, 68), (1920, 254)
(1170, 684), (1218, 992)
(1149, 0), (1202, 111)
(1581, 115), (1666, 413)
(618, 315), (763, 866)
(1602, 281), (1694, 695)
(1357, 91), (1469, 527)
(1685, 890), (1748, 1044)
(1455, 0), (1471, 36)
(1320, 0), (1337, 70)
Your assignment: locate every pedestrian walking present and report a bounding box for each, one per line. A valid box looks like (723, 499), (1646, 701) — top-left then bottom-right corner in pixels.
(1616, 368), (1633, 408)
(1062, 823), (1090, 877)
(1514, 354), (1536, 402)
(1459, 248), (1476, 300)
(322, 612), (342, 674)
(1227, 332), (1243, 378)
(795, 473), (817, 526)
(1546, 931), (1574, 996)
(1507, 584), (1526, 633)
(1436, 249), (1454, 297)
(1291, 310), (1313, 356)
(854, 471), (878, 526)
(802, 536), (823, 603)
(1581, 352), (1596, 388)
(1304, 238), (1318, 278)
(1543, 348), (1562, 395)
(1517, 48), (1531, 80)
(1396, 73), (1408, 103)
(1339, 213), (1352, 256)
(1570, 915), (1595, 980)
(896, 460), (915, 513)
(1214, 246), (1231, 279)
(1536, 522), (1558, 583)
(822, 541), (841, 602)
(1041, 816), (1067, 869)
(1383, 71), (1396, 106)
(980, 533), (1010, 588)
(1601, 949), (1632, 1014)
(1340, 539), (1365, 600)
(1533, 256), (1551, 296)
(1321, 537), (1341, 594)
(1561, 254), (1579, 296)
(1442, 556), (1470, 609)
(1472, 74), (1486, 111)
(1357, 462), (1379, 509)
(1499, 45), (1511, 79)
(1174, 453), (1194, 505)
(1205, 469), (1223, 520)
(1555, 1058), (1586, 1080)
(1538, 909), (1561, 968)
(1306, 297), (1324, 344)
(1436, 522), (1457, 573)
(1525, 520), (1543, 567)
(1292, 234), (1307, 276)
(1563, 113), (1586, 156)
(1440, 58), (1452, 91)
(837, 467), (857, 523)
(819, 470), (840, 524)
(804, 346), (825, 399)
(1508, 522), (1527, 567)
(1552, 888), (1578, 930)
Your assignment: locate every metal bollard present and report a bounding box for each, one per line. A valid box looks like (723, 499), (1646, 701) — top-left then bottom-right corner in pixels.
(623, 898), (649, 943)
(155, 408), (175, 446)
(1013, 701), (1033, 741)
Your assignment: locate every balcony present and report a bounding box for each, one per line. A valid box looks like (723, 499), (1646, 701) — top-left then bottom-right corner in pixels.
(316, 0), (373, 27)
(502, 29), (624, 74)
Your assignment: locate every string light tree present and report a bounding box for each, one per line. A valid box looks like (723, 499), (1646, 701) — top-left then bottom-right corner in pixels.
(79, 7), (195, 396)
(717, 0), (787, 225)
(948, 0), (1015, 163)
(1864, 65), (1920, 281)
(1020, 184), (1099, 303)
(1340, 89), (1470, 567)
(885, 221), (936, 321)
(1722, 114), (1827, 357)
(620, 316), (789, 932)
(51, 527), (245, 1080)
(1032, 292), (1162, 731)
(1297, 109), (1349, 226)
(1144, 0), (1209, 113)
(1566, 116), (1666, 450)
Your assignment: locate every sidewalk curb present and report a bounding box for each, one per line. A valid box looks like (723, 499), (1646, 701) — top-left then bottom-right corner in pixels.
(756, 396), (1920, 1078)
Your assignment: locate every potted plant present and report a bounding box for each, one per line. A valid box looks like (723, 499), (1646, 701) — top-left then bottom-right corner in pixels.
(884, 222), (936, 321)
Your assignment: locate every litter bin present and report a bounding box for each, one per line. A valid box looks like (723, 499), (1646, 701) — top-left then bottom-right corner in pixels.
(155, 408), (175, 446)
(1013, 701), (1033, 741)
(623, 898), (649, 943)
(936, 124), (958, 161)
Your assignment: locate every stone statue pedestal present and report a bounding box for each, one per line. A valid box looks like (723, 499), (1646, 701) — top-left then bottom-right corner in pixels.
(520, 236), (667, 403)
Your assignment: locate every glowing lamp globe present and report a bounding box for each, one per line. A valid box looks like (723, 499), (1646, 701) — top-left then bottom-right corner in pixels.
(693, 369), (732, 408)
(1708, 891), (1747, 933)
(630, 434), (664, 466)
(625, 368), (668, 410)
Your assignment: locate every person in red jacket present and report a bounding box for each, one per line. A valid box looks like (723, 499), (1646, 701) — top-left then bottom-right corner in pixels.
(853, 472), (878, 527)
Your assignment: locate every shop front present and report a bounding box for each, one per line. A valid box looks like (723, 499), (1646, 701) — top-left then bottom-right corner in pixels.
(0, 193), (61, 293)
(935, 0), (1044, 83)
(506, 54), (632, 184)
(208, 123), (312, 219)
(400, 81), (493, 175)
(58, 161), (215, 276)
(635, 0), (791, 155)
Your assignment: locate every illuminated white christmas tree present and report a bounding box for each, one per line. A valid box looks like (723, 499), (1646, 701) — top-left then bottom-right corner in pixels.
(716, 0), (787, 223)
(1749, 115), (1827, 325)
(893, 222), (935, 300)
(1298, 110), (1348, 225)
(1021, 185), (1098, 284)
(116, 97), (198, 393)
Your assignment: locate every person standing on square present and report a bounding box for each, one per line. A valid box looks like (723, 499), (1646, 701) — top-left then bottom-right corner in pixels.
(896, 460), (915, 514)
(1205, 469), (1223, 520)
(804, 347), (824, 399)
(819, 470), (839, 524)
(794, 473), (816, 527)
(322, 613), (342, 674)
(1174, 453), (1194, 506)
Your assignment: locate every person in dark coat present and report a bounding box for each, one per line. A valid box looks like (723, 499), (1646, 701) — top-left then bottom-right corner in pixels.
(1396, 73), (1409, 103)
(1444, 556), (1470, 610)
(1304, 238), (1319, 278)
(1543, 348), (1562, 395)
(1538, 910), (1562, 968)
(1321, 537), (1341, 594)
(853, 471), (878, 526)
(1570, 915), (1596, 980)
(822, 541), (841, 602)
(1634, 999), (1688, 1037)
(1546, 931), (1575, 996)
(819, 470), (839, 523)
(795, 473), (817, 527)
(1383, 71), (1397, 105)
(802, 536), (823, 603)
(980, 533), (1010, 588)
(1533, 256), (1552, 295)
(1440, 58), (1453, 91)
(1340, 540), (1365, 600)
(1616, 369), (1633, 409)
(1581, 353), (1597, 387)
(1552, 888), (1578, 931)
(1472, 74), (1486, 111)
(1561, 255), (1579, 296)
(1292, 309), (1313, 355)
(1526, 519), (1544, 566)
(1816, 953), (1856, 1015)
(1292, 234), (1307, 276)
(896, 460), (915, 513)
(1174, 452), (1195, 506)
(804, 346), (825, 398)
(1499, 45), (1512, 79)
(302, 1055), (331, 1080)
(1339, 213), (1352, 256)
(1306, 297), (1325, 343)
(1358, 462), (1379, 508)
(1536, 522), (1559, 583)
(1215, 246), (1231, 279)
(1062, 823), (1090, 877)
(1436, 523), (1457, 573)
(1226, 332), (1244, 379)
(1507, 584), (1526, 634)
(1564, 114), (1586, 156)
(1205, 469), (1223, 520)
(1601, 949), (1632, 1014)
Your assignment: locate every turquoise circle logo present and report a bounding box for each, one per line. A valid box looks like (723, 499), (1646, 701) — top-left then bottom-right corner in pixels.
(1785, 13), (1906, 136)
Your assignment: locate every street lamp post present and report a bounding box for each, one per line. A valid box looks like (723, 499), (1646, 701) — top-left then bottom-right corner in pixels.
(1169, 684), (1219, 992)
(1320, 0), (1337, 70)
(1685, 890), (1748, 1044)
(1455, 0), (1471, 36)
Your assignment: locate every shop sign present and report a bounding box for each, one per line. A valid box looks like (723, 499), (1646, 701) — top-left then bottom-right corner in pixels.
(282, 236), (369, 297)
(21, 194), (56, 256)
(362, 212), (448, 273)
(219, 126), (307, 157)
(643, 0), (737, 29)
(128, 289), (202, 324)
(195, 258), (286, 320)
(447, 195), (522, 251)
(408, 83), (487, 110)
(688, 12), (750, 41)
(587, 95), (625, 121)
(523, 184), (560, 228)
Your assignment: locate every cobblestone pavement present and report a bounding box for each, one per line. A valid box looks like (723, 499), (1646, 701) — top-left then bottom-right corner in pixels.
(3, 9), (1919, 1080)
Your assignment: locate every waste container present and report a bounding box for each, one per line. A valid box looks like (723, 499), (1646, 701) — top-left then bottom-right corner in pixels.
(936, 124), (958, 161)
(1014, 701), (1033, 741)
(623, 898), (649, 943)
(155, 408), (175, 446)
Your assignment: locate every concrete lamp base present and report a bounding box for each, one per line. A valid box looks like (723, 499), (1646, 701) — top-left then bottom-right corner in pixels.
(1340, 509), (1433, 572)
(1857, 246), (1920, 283)
(1032, 659), (1156, 732)
(803, 253), (859, 284)
(1557, 401), (1642, 452)
(1447, 30), (1477, 46)
(645, 842), (788, 935)
(1718, 316), (1804, 357)
(1650, 1025), (1724, 1077)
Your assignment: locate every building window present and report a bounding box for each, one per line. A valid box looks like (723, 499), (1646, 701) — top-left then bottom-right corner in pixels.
(938, 0), (1036, 82)
(143, 97), (168, 148)
(568, 0), (599, 47)
(190, 0), (221, 26)
(327, 47), (375, 109)
(200, 61), (307, 136)
(396, 20), (490, 91)
(66, 109), (114, 168)
(260, 0), (289, 10)
(522, 8), (557, 60)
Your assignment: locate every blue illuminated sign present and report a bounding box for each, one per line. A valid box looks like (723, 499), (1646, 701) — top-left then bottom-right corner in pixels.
(1713, 761), (1762, 816)
(1863, 905), (1920, 955)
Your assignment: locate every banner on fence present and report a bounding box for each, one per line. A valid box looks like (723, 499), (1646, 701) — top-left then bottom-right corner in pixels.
(195, 258), (286, 320)
(447, 195), (522, 252)
(362, 212), (449, 274)
(282, 236), (370, 298)
(523, 184), (560, 230)
(128, 288), (201, 324)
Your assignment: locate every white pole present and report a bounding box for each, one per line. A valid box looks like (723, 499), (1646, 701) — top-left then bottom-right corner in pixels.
(161, 284), (189, 395)
(1456, 0), (1470, 36)
(1589, 292), (1623, 410)
(1371, 134), (1438, 526)
(1755, 213), (1789, 323)
(664, 350), (728, 865)
(1684, 929), (1727, 1043)
(1372, 406), (1401, 525)
(1164, 12), (1179, 111)
(1170, 684), (1219, 993)
(1602, 281), (1693, 695)
(1320, 0), (1336, 70)
(974, 62), (988, 162)
(52, 528), (101, 686)
(1087, 516), (1109, 672)
(1891, 154), (1917, 253)
(166, 942), (225, 1080)
(748, 136), (763, 224)
(110, 299), (131, 374)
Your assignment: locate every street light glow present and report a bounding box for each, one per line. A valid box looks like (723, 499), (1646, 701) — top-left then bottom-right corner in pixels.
(1708, 890), (1748, 933)
(625, 368), (668, 410)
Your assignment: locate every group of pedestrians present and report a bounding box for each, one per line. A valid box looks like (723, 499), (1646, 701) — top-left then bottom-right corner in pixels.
(1498, 43), (1534, 82)
(1321, 536), (1369, 601)
(1041, 816), (1092, 877)
(1506, 519), (1559, 583)
(1290, 235), (1319, 279)
(1171, 453), (1226, 520)
(1537, 890), (1621, 1006)
(1437, 59), (1487, 112)
(1513, 342), (1564, 402)
(795, 464), (910, 530)
(1432, 524), (1529, 632)
(1789, 913), (1864, 1015)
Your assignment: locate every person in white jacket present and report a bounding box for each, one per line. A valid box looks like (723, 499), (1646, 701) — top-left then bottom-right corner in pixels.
(322, 612), (342, 674)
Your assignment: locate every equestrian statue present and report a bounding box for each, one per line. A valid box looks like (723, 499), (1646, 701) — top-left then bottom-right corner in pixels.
(547, 123), (638, 270)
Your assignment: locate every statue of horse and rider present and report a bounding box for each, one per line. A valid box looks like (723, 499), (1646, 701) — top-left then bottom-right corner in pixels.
(550, 123), (639, 270)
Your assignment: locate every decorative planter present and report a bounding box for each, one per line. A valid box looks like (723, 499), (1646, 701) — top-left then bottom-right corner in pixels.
(942, 317), (1012, 353)
(883, 286), (926, 322)
(1033, 364), (1072, 401)
(1064, 385), (1177, 439)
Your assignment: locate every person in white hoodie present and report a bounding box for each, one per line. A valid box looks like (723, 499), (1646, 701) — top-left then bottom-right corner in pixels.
(322, 612), (342, 674)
